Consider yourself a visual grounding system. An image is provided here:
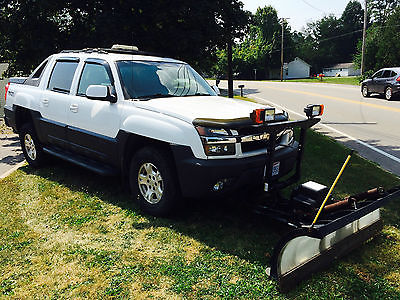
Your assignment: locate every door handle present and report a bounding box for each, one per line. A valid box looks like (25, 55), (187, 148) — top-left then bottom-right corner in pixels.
(70, 104), (79, 113)
(42, 99), (49, 107)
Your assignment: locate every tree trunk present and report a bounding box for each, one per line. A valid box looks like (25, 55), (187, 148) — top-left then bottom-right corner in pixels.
(227, 40), (233, 98)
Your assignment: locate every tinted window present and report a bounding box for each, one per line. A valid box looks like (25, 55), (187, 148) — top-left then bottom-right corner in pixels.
(382, 70), (391, 78)
(390, 71), (397, 77)
(77, 63), (112, 96)
(32, 60), (48, 79)
(48, 60), (79, 93)
(373, 70), (383, 78)
(25, 59), (49, 87)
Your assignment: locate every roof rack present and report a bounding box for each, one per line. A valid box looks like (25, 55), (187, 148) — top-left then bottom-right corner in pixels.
(60, 45), (160, 57)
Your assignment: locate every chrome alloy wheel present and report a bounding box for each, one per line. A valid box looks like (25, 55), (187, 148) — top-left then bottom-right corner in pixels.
(138, 162), (164, 204)
(362, 85), (368, 97)
(24, 133), (37, 161)
(385, 87), (392, 100)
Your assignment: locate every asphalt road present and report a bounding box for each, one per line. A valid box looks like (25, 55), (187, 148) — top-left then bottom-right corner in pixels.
(218, 80), (400, 177)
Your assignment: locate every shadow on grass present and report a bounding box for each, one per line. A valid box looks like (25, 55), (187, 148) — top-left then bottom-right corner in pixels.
(19, 159), (289, 269)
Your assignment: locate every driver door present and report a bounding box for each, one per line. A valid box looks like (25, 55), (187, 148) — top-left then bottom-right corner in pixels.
(67, 59), (121, 163)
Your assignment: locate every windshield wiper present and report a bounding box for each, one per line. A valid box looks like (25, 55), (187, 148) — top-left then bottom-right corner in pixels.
(182, 93), (211, 97)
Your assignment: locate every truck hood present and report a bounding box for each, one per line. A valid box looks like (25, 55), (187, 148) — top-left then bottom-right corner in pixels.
(134, 96), (275, 123)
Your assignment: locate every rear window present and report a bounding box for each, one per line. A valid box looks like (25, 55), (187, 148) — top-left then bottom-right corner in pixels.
(25, 59), (49, 87)
(48, 60), (79, 93)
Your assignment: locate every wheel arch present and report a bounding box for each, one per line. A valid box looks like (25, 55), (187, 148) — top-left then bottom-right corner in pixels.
(120, 132), (176, 183)
(14, 105), (34, 132)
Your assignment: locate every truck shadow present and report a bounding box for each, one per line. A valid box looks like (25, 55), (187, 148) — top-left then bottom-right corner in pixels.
(19, 160), (289, 268)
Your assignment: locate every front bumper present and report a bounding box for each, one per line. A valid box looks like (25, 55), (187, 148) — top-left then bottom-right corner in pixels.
(392, 84), (400, 94)
(172, 115), (320, 198)
(172, 143), (298, 198)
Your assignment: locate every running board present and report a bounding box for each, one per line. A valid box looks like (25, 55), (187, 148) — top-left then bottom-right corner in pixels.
(43, 146), (118, 176)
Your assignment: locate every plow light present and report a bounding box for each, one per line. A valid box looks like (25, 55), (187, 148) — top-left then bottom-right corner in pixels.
(251, 108), (275, 124)
(304, 104), (324, 118)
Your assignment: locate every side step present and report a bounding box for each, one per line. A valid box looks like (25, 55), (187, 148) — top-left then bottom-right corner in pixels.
(43, 146), (118, 176)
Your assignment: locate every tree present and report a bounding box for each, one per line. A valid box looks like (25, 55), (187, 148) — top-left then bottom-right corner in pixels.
(0, 0), (248, 77)
(354, 5), (400, 72)
(368, 0), (400, 25)
(214, 5), (293, 80)
(340, 0), (364, 61)
(214, 0), (249, 97)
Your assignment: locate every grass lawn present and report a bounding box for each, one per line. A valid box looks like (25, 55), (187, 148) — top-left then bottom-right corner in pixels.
(273, 76), (360, 86)
(1, 131), (400, 298)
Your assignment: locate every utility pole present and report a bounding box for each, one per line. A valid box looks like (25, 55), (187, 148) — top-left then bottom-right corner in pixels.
(280, 18), (290, 82)
(361, 0), (367, 75)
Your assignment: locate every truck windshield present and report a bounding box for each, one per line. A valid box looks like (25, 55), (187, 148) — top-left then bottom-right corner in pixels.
(116, 61), (216, 100)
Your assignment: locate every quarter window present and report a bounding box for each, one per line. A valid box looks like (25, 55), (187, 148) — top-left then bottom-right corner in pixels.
(48, 60), (79, 93)
(77, 63), (112, 96)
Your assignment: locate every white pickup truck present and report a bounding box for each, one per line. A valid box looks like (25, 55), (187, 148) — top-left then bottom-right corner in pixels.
(3, 45), (322, 215)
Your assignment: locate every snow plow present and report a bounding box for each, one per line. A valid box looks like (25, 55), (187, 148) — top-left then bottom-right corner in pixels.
(249, 105), (400, 291)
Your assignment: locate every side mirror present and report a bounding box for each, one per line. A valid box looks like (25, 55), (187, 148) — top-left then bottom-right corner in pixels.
(86, 85), (117, 103)
(212, 85), (220, 95)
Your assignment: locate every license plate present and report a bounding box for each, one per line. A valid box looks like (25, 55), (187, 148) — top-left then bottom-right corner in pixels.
(272, 161), (280, 176)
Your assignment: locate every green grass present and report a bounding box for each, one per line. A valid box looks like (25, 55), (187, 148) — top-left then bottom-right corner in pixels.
(0, 130), (399, 298)
(277, 76), (360, 86)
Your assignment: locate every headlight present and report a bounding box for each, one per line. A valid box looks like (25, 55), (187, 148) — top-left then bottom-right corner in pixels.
(204, 143), (235, 156)
(196, 126), (236, 156)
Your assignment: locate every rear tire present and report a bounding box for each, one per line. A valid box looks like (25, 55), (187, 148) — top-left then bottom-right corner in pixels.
(361, 85), (370, 97)
(19, 123), (46, 168)
(129, 147), (180, 216)
(385, 87), (393, 100)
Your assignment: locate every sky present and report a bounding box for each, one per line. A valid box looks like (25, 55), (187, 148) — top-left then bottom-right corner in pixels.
(240, 0), (361, 32)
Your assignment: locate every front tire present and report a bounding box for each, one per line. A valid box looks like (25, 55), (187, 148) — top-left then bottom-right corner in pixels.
(129, 147), (180, 216)
(362, 85), (370, 97)
(19, 123), (46, 168)
(385, 87), (393, 100)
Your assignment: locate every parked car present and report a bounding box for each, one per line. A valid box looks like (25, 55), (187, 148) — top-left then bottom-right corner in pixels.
(361, 67), (400, 100)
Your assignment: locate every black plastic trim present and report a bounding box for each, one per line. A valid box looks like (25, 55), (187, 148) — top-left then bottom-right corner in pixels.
(4, 107), (16, 130)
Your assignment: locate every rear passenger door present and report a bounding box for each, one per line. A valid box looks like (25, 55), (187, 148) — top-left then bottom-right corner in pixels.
(67, 59), (121, 164)
(39, 58), (79, 147)
(377, 70), (392, 93)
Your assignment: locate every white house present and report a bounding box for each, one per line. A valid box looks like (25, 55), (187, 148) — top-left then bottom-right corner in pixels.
(322, 63), (361, 77)
(283, 57), (311, 79)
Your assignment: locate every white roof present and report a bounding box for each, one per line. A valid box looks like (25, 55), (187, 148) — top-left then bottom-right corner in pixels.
(54, 51), (185, 64)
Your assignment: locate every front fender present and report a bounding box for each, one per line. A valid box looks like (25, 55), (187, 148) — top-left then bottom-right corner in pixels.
(121, 114), (206, 159)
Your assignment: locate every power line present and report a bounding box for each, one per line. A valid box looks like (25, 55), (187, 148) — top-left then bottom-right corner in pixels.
(271, 24), (400, 54)
(301, 0), (326, 13)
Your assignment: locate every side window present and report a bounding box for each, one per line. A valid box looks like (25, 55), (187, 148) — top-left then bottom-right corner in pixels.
(390, 71), (397, 77)
(77, 63), (112, 96)
(48, 60), (79, 93)
(25, 59), (49, 87)
(373, 70), (383, 78)
(382, 70), (391, 78)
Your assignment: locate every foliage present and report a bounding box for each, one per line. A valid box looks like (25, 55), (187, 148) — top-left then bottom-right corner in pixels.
(297, 1), (364, 73)
(0, 0), (248, 76)
(354, 3), (400, 72)
(214, 6), (294, 80)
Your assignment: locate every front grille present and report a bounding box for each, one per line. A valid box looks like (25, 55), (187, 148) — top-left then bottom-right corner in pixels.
(241, 140), (268, 153)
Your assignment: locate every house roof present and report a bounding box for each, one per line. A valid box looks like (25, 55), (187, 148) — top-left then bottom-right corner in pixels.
(323, 62), (355, 69)
(290, 57), (311, 67)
